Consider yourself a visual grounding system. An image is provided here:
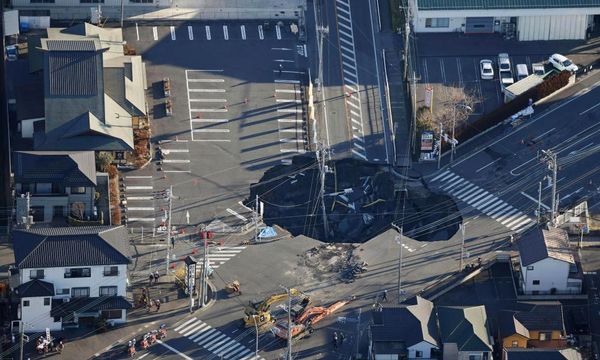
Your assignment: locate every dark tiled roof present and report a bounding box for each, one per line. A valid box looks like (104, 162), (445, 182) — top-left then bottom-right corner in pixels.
(437, 306), (493, 352)
(47, 46), (99, 96)
(418, 0), (600, 10)
(515, 303), (565, 332)
(371, 297), (439, 347)
(14, 279), (54, 298)
(13, 151), (97, 187)
(504, 348), (582, 360)
(51, 296), (132, 318)
(13, 226), (130, 269)
(498, 310), (529, 339)
(518, 227), (574, 266)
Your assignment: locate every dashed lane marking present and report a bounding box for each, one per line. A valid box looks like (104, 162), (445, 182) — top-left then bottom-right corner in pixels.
(276, 25), (282, 39)
(241, 25), (246, 40)
(258, 25), (264, 40)
(152, 26), (158, 40)
(205, 25), (211, 40)
(170, 26), (176, 40)
(223, 25), (229, 40)
(188, 25), (194, 40)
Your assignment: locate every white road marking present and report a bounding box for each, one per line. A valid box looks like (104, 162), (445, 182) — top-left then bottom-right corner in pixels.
(276, 89), (301, 93)
(277, 109), (302, 113)
(152, 26), (158, 40)
(205, 25), (211, 40)
(278, 119), (302, 123)
(186, 69), (224, 72)
(475, 158), (501, 173)
(127, 207), (154, 211)
(521, 192), (550, 209)
(192, 139), (231, 142)
(128, 218), (155, 222)
(126, 175), (153, 179)
(157, 340), (193, 360)
(188, 25), (194, 40)
(189, 98), (227, 102)
(272, 47), (292, 51)
(190, 108), (228, 112)
(192, 119), (228, 123)
(193, 129), (230, 133)
(170, 26), (176, 40)
(274, 79), (301, 84)
(126, 186), (153, 190)
(188, 89), (226, 92)
(240, 25), (246, 40)
(163, 170), (192, 173)
(226, 208), (248, 221)
(276, 25), (282, 39)
(223, 25), (229, 40)
(276, 99), (301, 103)
(126, 196), (154, 200)
(162, 149), (189, 153)
(135, 23), (140, 41)
(280, 129), (304, 133)
(532, 127), (556, 142)
(258, 25), (264, 40)
(187, 79), (225, 83)
(579, 101), (600, 115)
(162, 159), (191, 163)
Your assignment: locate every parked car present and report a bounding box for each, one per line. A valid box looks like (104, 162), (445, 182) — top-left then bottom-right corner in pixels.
(549, 53), (578, 72)
(516, 64), (529, 81)
(498, 53), (514, 90)
(532, 63), (546, 76)
(479, 59), (494, 80)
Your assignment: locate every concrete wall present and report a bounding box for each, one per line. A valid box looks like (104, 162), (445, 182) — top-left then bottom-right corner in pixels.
(20, 265), (128, 298)
(20, 296), (61, 332)
(408, 341), (437, 359)
(518, 15), (587, 41)
(521, 257), (571, 294)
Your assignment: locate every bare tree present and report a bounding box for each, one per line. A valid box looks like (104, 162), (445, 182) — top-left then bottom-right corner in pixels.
(417, 85), (480, 137)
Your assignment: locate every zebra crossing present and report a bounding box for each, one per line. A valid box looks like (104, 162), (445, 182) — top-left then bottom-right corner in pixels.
(186, 70), (231, 142)
(206, 202), (254, 233)
(159, 140), (191, 173)
(121, 174), (157, 227)
(202, 246), (246, 269)
(431, 170), (535, 232)
(138, 23), (287, 42)
(174, 317), (265, 360)
(335, 0), (367, 161)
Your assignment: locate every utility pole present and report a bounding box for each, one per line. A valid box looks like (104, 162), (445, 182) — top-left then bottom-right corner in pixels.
(278, 285), (292, 359)
(437, 123), (443, 169)
(19, 321), (24, 360)
(537, 181), (542, 224)
(579, 225), (584, 249)
(391, 224), (404, 302)
(541, 150), (558, 226)
(25, 192), (31, 229)
(253, 195), (259, 243)
(459, 223), (465, 272)
(317, 144), (329, 239)
(355, 307), (362, 357)
(402, 5), (410, 81)
(165, 186), (173, 272)
(198, 236), (208, 308)
(120, 0), (125, 28)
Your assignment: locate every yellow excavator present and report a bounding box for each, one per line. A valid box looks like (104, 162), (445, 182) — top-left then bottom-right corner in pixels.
(243, 288), (310, 328)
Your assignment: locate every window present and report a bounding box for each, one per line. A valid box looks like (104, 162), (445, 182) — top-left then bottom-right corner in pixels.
(511, 340), (518, 347)
(103, 266), (119, 276)
(51, 183), (64, 194)
(100, 286), (118, 296)
(102, 309), (122, 319)
(44, 298), (50, 306)
(35, 183), (52, 194)
(526, 266), (534, 270)
(539, 332), (551, 341)
(31, 206), (45, 222)
(56, 288), (70, 296)
(20, 183), (31, 193)
(70, 186), (86, 194)
(532, 280), (540, 285)
(53, 316), (61, 322)
(425, 18), (450, 28)
(30, 269), (44, 279)
(468, 355), (482, 360)
(72, 287), (90, 298)
(65, 268), (91, 278)
(23, 300), (30, 307)
(415, 350), (423, 358)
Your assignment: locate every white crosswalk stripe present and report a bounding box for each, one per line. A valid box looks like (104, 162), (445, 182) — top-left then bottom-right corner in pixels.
(198, 246), (246, 269)
(174, 318), (266, 360)
(431, 170), (534, 232)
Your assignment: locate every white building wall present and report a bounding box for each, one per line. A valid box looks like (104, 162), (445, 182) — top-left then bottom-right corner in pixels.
(408, 341), (437, 359)
(521, 257), (570, 294)
(20, 265), (128, 298)
(20, 296), (61, 332)
(518, 15), (587, 41)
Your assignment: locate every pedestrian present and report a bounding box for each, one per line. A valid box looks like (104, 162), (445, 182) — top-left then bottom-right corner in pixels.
(278, 63), (283, 74)
(382, 289), (388, 302)
(146, 301), (153, 313)
(332, 331), (338, 350)
(171, 236), (175, 248)
(155, 299), (161, 312)
(339, 332), (346, 346)
(149, 273), (154, 286)
(154, 271), (160, 284)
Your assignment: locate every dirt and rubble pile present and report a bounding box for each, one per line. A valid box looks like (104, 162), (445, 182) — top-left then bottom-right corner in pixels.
(299, 244), (367, 283)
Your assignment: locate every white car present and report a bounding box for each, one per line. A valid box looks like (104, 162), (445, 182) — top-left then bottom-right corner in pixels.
(532, 63), (545, 76)
(549, 53), (578, 72)
(480, 59), (494, 80)
(498, 53), (514, 89)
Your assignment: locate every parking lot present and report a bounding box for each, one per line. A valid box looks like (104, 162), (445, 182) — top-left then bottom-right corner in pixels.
(122, 20), (308, 230)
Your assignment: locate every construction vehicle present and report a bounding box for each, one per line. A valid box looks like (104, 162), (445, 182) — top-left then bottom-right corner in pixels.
(271, 297), (354, 340)
(243, 288), (308, 328)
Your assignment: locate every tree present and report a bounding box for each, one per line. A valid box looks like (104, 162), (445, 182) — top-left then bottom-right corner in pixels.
(96, 152), (114, 172)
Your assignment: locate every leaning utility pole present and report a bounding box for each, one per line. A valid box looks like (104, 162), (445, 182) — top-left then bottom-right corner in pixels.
(459, 223), (465, 272)
(253, 194), (260, 243)
(537, 181), (542, 224)
(391, 224), (404, 303)
(279, 285), (293, 359)
(165, 186), (173, 272)
(541, 150), (558, 226)
(437, 123), (443, 169)
(317, 144), (329, 239)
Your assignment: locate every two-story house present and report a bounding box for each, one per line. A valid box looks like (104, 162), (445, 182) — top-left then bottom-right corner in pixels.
(370, 296), (440, 359)
(502, 348), (582, 360)
(13, 151), (108, 225)
(11, 226), (131, 332)
(498, 303), (567, 356)
(517, 227), (582, 295)
(437, 305), (494, 360)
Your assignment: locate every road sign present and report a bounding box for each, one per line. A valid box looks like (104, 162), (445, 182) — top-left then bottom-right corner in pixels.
(424, 86), (433, 109)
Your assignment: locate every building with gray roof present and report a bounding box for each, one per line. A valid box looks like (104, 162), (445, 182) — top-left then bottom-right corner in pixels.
(437, 305), (493, 360)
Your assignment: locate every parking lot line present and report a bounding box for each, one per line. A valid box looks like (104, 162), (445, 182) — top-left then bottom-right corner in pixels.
(276, 25), (282, 40)
(162, 159), (192, 163)
(190, 108), (228, 112)
(188, 89), (226, 93)
(128, 218), (155, 222)
(276, 99), (301, 103)
(188, 79), (225, 82)
(223, 25), (229, 40)
(126, 175), (153, 179)
(205, 26), (211, 40)
(274, 79), (301, 84)
(276, 89), (300, 93)
(193, 129), (230, 133)
(278, 119), (302, 122)
(170, 26), (176, 40)
(258, 25), (264, 40)
(189, 99), (227, 102)
(152, 26), (158, 41)
(241, 25), (246, 40)
(192, 119), (229, 123)
(188, 26), (194, 40)
(277, 109), (302, 113)
(192, 139), (231, 142)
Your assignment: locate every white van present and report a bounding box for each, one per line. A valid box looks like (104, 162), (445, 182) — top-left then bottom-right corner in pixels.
(516, 64), (529, 81)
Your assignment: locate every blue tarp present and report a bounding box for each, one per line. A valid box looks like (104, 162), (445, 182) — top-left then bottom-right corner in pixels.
(258, 226), (277, 238)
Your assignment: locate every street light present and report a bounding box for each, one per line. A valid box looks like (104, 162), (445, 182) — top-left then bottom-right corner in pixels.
(451, 103), (472, 162)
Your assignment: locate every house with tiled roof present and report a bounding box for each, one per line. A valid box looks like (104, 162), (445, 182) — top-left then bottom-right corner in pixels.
(517, 227), (581, 295)
(10, 226), (131, 332)
(437, 305), (494, 360)
(369, 296), (440, 359)
(503, 348), (582, 360)
(409, 0), (600, 40)
(13, 151), (109, 225)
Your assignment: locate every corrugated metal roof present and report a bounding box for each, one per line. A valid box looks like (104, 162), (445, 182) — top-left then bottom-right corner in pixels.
(13, 226), (130, 269)
(48, 49), (99, 96)
(46, 39), (96, 52)
(418, 0), (600, 10)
